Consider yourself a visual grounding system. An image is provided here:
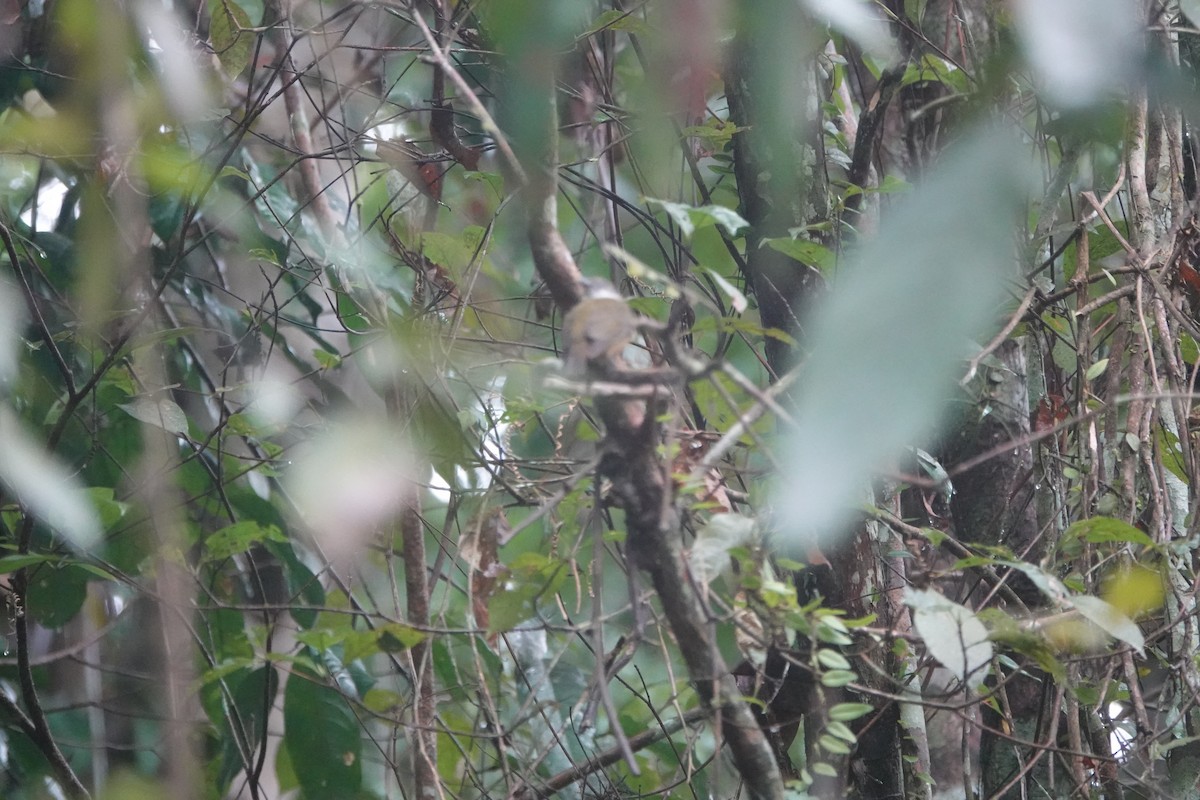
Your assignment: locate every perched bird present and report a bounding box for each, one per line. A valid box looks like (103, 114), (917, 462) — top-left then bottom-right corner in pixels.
(561, 277), (640, 376)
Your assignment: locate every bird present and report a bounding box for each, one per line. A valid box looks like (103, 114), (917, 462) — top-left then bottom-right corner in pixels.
(561, 277), (640, 376)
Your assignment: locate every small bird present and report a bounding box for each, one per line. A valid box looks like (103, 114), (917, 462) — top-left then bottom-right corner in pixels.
(561, 277), (640, 376)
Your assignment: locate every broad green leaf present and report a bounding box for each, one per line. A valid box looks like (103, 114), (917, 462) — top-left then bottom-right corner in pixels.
(1063, 517), (1155, 548)
(86, 487), (130, 530)
(27, 563), (89, 628)
(342, 622), (425, 662)
(900, 54), (970, 93)
(209, 0), (253, 78)
(119, 397), (189, 436)
(644, 197), (748, 238)
(204, 521), (287, 561)
(362, 688), (401, 713)
(763, 236), (836, 274)
(680, 120), (748, 149)
(0, 554), (55, 574)
(1181, 333), (1198, 364)
(907, 587), (992, 691)
(206, 665), (279, 792)
(313, 348), (341, 370)
(1085, 358), (1109, 381)
(283, 663), (362, 799)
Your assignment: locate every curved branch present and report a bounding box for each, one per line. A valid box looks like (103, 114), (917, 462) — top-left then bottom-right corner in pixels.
(516, 34), (785, 800)
(12, 572), (91, 799)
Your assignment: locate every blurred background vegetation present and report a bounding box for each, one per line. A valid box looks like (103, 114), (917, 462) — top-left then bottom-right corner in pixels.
(0, 0), (1198, 798)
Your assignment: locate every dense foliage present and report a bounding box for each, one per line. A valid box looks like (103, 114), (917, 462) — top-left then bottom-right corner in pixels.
(2, 1), (1200, 798)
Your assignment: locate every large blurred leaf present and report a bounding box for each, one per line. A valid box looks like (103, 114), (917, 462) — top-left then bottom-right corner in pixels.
(689, 512), (756, 585)
(0, 280), (22, 385)
(0, 408), (101, 550)
(801, 0), (898, 65)
(778, 127), (1028, 548)
(282, 663), (362, 799)
(1012, 0), (1141, 108)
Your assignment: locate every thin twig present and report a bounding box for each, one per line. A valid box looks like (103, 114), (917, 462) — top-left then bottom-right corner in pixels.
(961, 285), (1038, 386)
(404, 2), (527, 184)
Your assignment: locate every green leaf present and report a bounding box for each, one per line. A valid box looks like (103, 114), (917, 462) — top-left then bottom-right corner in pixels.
(209, 0), (253, 77)
(27, 563), (89, 628)
(829, 702), (874, 722)
(206, 665), (279, 792)
(680, 119), (749, 149)
(119, 397), (189, 436)
(283, 663), (363, 799)
(1085, 358), (1109, 381)
(706, 268), (748, 313)
(763, 237), (836, 273)
(263, 538), (325, 629)
(148, 191), (185, 242)
(820, 669), (857, 687)
(342, 622), (425, 662)
(826, 720), (857, 743)
(907, 587), (993, 691)
(1181, 333), (1198, 365)
(815, 648), (851, 671)
(204, 521), (287, 561)
(0, 554), (55, 574)
(1063, 517), (1155, 548)
(644, 197), (748, 238)
(900, 54), (969, 93)
(1157, 426), (1188, 484)
(819, 734), (852, 754)
(362, 688), (402, 713)
(486, 554), (567, 634)
(86, 487), (130, 531)
(313, 348), (342, 370)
